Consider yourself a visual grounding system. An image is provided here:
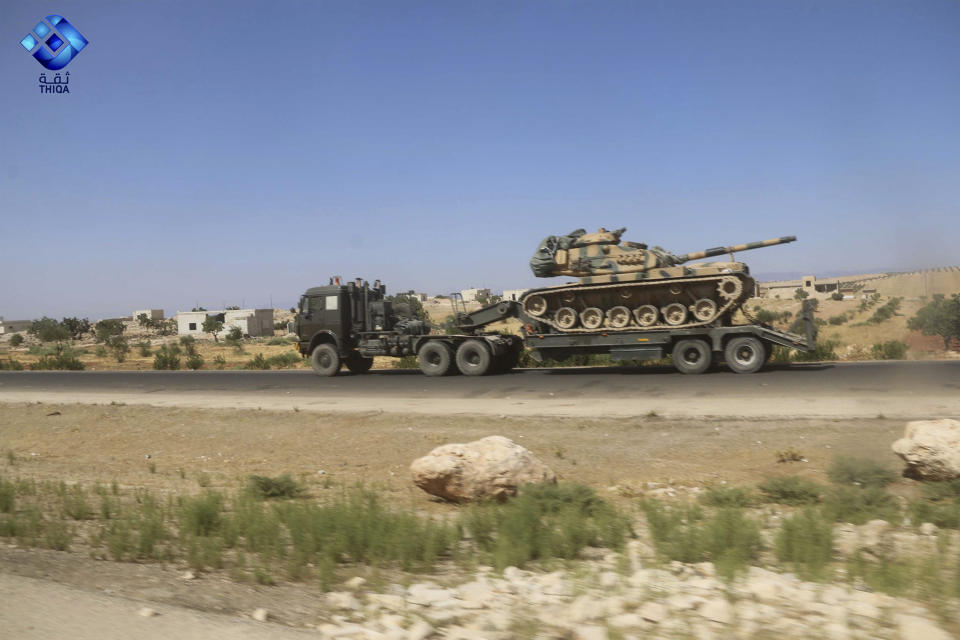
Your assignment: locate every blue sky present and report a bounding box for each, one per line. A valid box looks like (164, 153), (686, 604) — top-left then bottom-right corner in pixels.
(1, 1), (958, 319)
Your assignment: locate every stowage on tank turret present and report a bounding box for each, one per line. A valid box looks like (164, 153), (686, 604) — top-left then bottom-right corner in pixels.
(522, 228), (796, 333)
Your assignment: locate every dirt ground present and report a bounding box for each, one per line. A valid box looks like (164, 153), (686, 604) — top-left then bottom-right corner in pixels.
(0, 402), (911, 501)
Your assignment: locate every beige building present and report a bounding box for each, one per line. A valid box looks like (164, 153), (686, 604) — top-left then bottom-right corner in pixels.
(175, 309), (273, 338)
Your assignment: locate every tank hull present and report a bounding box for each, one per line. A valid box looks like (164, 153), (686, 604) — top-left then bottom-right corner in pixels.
(521, 268), (755, 333)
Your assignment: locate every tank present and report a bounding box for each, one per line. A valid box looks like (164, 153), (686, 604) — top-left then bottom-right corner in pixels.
(521, 228), (796, 333)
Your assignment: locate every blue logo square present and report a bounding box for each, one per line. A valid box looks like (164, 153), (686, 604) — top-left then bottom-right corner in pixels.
(46, 33), (64, 53)
(21, 15), (88, 70)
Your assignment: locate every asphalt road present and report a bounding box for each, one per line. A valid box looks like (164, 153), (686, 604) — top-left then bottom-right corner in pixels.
(0, 361), (957, 419)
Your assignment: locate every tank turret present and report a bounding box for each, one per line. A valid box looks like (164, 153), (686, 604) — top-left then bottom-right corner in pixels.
(521, 228), (796, 333)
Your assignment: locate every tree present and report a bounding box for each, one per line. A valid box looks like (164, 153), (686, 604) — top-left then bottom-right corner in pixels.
(106, 336), (130, 362)
(95, 319), (125, 343)
(794, 288), (809, 301)
(202, 316), (225, 342)
(28, 317), (70, 344)
(61, 317), (91, 340)
(387, 294), (428, 320)
(908, 294), (960, 350)
(9, 334), (24, 348)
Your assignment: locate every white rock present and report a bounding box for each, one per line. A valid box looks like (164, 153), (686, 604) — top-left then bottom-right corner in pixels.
(406, 584), (455, 607)
(181, 570), (196, 581)
(251, 608), (268, 622)
(608, 613), (644, 629)
(345, 576), (367, 590)
(568, 595), (602, 623)
(327, 592), (362, 610)
(638, 601), (668, 623)
(920, 522), (939, 536)
(406, 619), (434, 640)
(598, 571), (621, 588)
(367, 594), (406, 611)
(668, 593), (705, 611)
(693, 562), (715, 577)
(846, 599), (880, 619)
(858, 519), (891, 551)
(896, 614), (953, 640)
(698, 598), (734, 624)
(137, 607), (158, 618)
(572, 625), (609, 640)
(892, 418), (960, 480)
(822, 622), (850, 640)
(410, 435), (556, 502)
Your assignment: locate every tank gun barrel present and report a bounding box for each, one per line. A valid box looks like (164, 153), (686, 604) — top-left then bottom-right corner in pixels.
(675, 236), (796, 264)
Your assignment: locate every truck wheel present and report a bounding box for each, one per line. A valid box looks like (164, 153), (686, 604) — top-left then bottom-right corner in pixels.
(344, 355), (374, 374)
(418, 342), (456, 377)
(456, 339), (493, 376)
(310, 344), (341, 376)
(725, 336), (765, 374)
(672, 339), (711, 375)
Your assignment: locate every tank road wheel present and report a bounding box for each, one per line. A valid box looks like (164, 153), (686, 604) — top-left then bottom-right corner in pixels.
(662, 302), (688, 326)
(344, 355), (374, 374)
(717, 276), (743, 301)
(724, 336), (766, 374)
(525, 294), (548, 317)
(580, 307), (604, 330)
(633, 304), (659, 327)
(310, 344), (341, 377)
(692, 298), (718, 322)
(672, 339), (711, 375)
(456, 339), (493, 376)
(555, 307), (579, 330)
(417, 342), (456, 377)
(606, 306), (632, 328)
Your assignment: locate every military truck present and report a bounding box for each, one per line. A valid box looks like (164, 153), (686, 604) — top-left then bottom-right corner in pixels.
(294, 274), (816, 377)
(294, 277), (523, 377)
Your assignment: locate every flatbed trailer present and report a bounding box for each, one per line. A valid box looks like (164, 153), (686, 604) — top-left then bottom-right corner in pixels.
(458, 297), (817, 375)
(295, 278), (816, 376)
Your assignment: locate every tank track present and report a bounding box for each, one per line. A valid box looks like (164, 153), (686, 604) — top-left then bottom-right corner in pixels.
(521, 274), (750, 333)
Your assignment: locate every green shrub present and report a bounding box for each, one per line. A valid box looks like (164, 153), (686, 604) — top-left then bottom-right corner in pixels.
(185, 354), (205, 370)
(871, 340), (908, 360)
(642, 500), (760, 579)
(776, 508), (833, 579)
(179, 491), (223, 537)
(467, 483), (631, 570)
(393, 355), (419, 369)
(153, 344), (181, 370)
(212, 354), (227, 369)
(827, 456), (897, 488)
(265, 352), (300, 368)
(245, 353), (270, 370)
(822, 486), (900, 525)
(61, 485), (92, 520)
(828, 315), (846, 325)
(792, 340), (838, 363)
(699, 486), (755, 508)
(30, 353), (85, 370)
(9, 334), (24, 347)
(908, 499), (960, 529)
(179, 335), (198, 355)
(868, 298), (902, 324)
(831, 292), (844, 301)
(0, 359), (25, 371)
(247, 474), (303, 499)
(758, 476), (824, 505)
(106, 336), (130, 362)
(0, 478), (14, 513)
(136, 341), (152, 357)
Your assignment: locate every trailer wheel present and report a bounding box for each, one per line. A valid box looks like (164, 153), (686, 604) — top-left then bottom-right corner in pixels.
(725, 336), (765, 374)
(456, 339), (493, 376)
(310, 344), (341, 377)
(672, 339), (711, 375)
(418, 342), (456, 377)
(344, 355), (374, 374)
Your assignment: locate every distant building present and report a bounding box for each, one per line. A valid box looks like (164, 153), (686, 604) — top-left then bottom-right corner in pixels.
(132, 309), (164, 322)
(175, 309), (274, 337)
(501, 289), (528, 302)
(0, 319), (31, 335)
(224, 309), (274, 337)
(460, 288), (491, 303)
